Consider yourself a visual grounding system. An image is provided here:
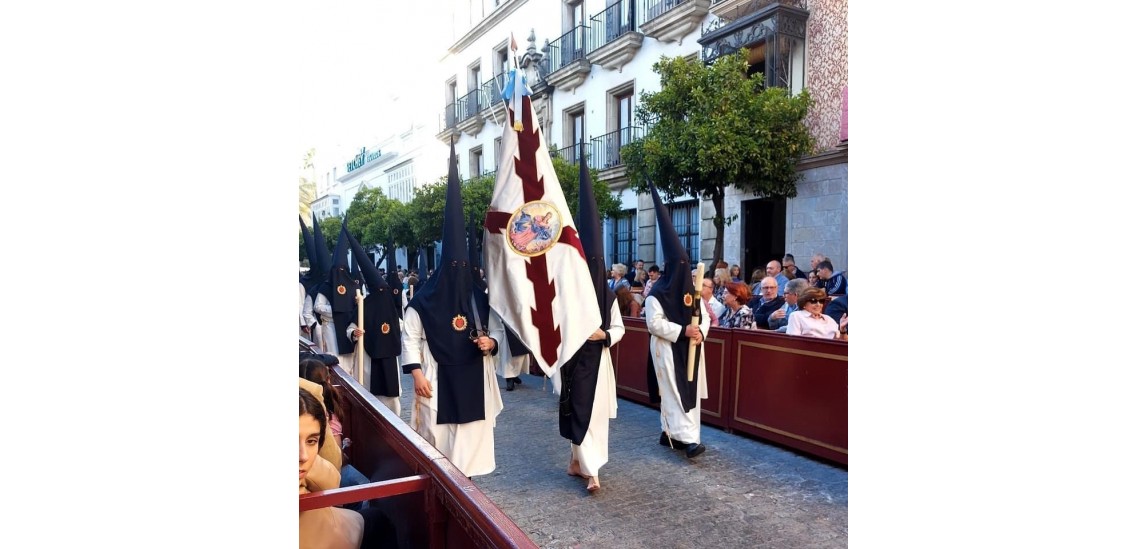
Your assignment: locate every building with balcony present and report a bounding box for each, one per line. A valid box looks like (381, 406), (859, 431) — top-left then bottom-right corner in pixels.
(434, 0), (847, 274)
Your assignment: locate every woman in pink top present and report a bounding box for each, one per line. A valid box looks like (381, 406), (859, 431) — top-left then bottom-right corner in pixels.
(786, 287), (848, 340)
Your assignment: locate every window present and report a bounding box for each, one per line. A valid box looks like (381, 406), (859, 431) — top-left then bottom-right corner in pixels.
(385, 161), (415, 203)
(567, 1), (584, 30)
(470, 146), (483, 178)
(445, 78), (458, 127)
(610, 209), (636, 267)
(603, 83), (636, 168)
(494, 45), (509, 79)
(562, 104), (586, 165)
(669, 200), (700, 263)
(493, 137), (502, 171)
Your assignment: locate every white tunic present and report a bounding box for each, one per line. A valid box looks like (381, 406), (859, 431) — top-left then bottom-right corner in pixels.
(346, 322), (402, 417)
(313, 292), (354, 372)
(570, 300), (624, 478)
(401, 306), (504, 478)
(645, 295), (710, 445)
(494, 310), (531, 380)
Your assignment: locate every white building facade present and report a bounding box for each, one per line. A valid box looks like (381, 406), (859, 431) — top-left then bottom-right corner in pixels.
(432, 0), (847, 275)
(311, 122), (447, 269)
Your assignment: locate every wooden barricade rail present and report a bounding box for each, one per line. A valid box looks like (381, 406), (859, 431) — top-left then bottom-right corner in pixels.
(612, 317), (848, 466)
(302, 363), (538, 548)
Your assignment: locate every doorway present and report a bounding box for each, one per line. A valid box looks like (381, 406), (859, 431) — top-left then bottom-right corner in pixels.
(741, 197), (786, 277)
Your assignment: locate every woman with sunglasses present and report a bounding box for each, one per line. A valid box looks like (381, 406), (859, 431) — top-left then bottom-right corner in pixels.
(786, 287), (848, 340)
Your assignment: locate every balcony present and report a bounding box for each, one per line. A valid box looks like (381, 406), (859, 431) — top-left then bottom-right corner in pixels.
(698, 0), (808, 91)
(457, 88), (485, 137)
(590, 125), (646, 189)
(639, 0), (711, 44)
(711, 0), (806, 22)
(550, 143), (589, 167)
(478, 72), (508, 125)
(436, 101), (461, 145)
(587, 1), (644, 72)
(542, 26), (591, 92)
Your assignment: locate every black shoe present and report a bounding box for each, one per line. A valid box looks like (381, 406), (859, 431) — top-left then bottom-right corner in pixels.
(659, 432), (670, 447)
(506, 379), (515, 391)
(513, 377), (523, 385)
(685, 443), (706, 458)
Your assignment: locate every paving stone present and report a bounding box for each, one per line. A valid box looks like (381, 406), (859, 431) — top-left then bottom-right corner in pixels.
(397, 368), (847, 547)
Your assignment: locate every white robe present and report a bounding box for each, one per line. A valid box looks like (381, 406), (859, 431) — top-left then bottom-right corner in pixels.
(346, 321), (402, 417)
(645, 295), (710, 445)
(300, 283), (316, 334)
(400, 306), (504, 478)
(570, 300), (624, 478)
(313, 292), (354, 372)
(495, 310), (531, 380)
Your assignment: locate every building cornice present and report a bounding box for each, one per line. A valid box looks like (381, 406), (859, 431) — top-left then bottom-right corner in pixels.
(796, 143), (847, 171)
(448, 0), (529, 55)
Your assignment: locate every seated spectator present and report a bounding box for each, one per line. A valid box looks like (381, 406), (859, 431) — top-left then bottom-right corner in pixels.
(814, 260), (848, 296)
(609, 264), (631, 291)
(768, 278), (810, 332)
(782, 253), (807, 282)
(643, 265), (660, 297)
(824, 293), (847, 326)
(729, 264), (743, 283)
(787, 287), (847, 340)
(752, 277), (786, 329)
(616, 285), (641, 317)
(299, 388), (397, 549)
(747, 267), (767, 309)
(298, 376), (342, 471)
(711, 268), (731, 303)
(766, 260), (790, 295)
(633, 267), (648, 292)
(299, 387), (364, 548)
(300, 357), (370, 504)
(718, 281), (755, 329)
(701, 277), (723, 324)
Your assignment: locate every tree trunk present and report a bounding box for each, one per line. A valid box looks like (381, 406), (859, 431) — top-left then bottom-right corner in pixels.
(711, 188), (725, 274)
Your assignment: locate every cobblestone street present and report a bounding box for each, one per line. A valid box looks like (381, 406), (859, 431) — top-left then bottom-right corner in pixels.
(397, 371), (848, 548)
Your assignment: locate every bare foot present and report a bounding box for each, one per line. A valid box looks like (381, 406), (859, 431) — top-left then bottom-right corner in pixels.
(567, 460), (589, 479)
(586, 476), (600, 492)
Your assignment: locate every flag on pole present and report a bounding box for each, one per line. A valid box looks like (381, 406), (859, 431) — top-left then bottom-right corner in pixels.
(502, 33), (530, 132)
(483, 94), (598, 376)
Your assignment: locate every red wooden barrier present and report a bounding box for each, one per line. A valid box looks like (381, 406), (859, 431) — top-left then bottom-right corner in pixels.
(613, 317), (847, 466)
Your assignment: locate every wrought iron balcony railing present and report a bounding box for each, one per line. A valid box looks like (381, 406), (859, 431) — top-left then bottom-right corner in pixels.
(589, 0), (637, 53)
(440, 101), (459, 132)
(639, 0), (684, 23)
(544, 25), (590, 72)
(550, 143), (589, 166)
(590, 125), (646, 171)
(479, 72), (506, 112)
(458, 88), (481, 121)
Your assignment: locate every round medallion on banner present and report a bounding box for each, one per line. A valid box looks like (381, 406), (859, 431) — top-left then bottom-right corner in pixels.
(337, 285), (347, 295)
(381, 323), (391, 335)
(506, 201), (562, 257)
(392, 288), (400, 295)
(683, 293), (694, 307)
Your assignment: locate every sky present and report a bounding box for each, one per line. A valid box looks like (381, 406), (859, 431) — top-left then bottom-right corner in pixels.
(297, 0), (451, 174)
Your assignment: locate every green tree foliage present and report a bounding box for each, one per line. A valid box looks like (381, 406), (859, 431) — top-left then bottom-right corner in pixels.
(550, 152), (623, 222)
(318, 215), (342, 252)
(621, 49), (815, 268)
(338, 153), (622, 256)
(344, 186), (404, 256)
